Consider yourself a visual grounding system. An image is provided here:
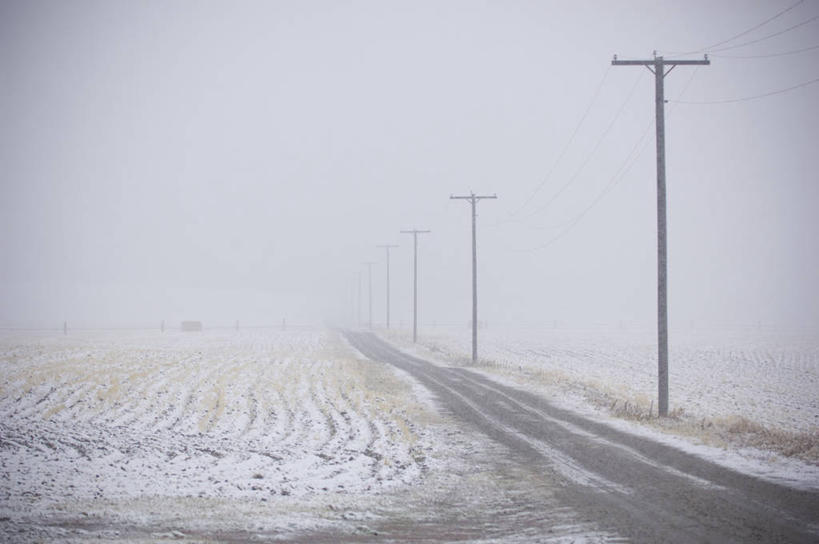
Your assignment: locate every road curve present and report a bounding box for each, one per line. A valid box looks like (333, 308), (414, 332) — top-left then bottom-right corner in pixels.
(345, 331), (819, 543)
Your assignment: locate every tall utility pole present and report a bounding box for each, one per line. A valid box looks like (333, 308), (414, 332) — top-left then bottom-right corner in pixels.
(376, 244), (399, 329)
(612, 52), (709, 417)
(450, 193), (497, 363)
(363, 262), (375, 329)
(401, 229), (431, 343)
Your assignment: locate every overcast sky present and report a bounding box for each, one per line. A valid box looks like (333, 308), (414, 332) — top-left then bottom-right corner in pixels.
(1, 0), (817, 331)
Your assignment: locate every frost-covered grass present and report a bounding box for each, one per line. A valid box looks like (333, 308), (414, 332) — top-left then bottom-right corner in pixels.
(0, 329), (447, 538)
(384, 326), (819, 464)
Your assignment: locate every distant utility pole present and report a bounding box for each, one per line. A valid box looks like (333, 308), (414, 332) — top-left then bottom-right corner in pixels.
(450, 193), (497, 363)
(401, 229), (431, 343)
(612, 52), (710, 417)
(376, 245), (399, 329)
(363, 261), (375, 329)
(357, 270), (363, 328)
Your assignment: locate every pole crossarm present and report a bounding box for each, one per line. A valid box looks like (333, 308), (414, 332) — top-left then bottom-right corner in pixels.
(450, 194), (498, 202)
(611, 55), (710, 67)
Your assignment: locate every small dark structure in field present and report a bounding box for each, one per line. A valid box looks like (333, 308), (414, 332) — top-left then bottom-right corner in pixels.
(181, 321), (203, 332)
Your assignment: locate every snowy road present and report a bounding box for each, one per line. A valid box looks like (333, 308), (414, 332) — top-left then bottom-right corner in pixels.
(346, 331), (819, 543)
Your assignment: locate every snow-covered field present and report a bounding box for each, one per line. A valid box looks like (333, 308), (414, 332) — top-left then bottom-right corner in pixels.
(3, 326), (816, 541)
(0, 329), (460, 540)
(385, 326), (818, 453)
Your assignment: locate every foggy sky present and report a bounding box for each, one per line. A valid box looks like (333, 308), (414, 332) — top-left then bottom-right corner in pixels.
(2, 0), (818, 331)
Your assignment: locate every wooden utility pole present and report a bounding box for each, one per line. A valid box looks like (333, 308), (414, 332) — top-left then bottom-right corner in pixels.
(450, 193), (497, 363)
(363, 262), (375, 330)
(612, 52), (709, 417)
(376, 245), (399, 329)
(401, 229), (430, 343)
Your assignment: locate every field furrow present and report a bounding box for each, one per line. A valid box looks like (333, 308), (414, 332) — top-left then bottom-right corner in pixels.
(0, 329), (440, 520)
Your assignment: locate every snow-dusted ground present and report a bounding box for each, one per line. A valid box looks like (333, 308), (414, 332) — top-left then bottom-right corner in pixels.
(0, 329), (466, 540)
(387, 326), (819, 434)
(3, 326), (815, 541)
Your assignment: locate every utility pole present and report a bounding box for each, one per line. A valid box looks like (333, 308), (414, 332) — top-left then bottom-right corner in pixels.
(612, 52), (709, 417)
(376, 245), (399, 329)
(357, 270), (362, 328)
(450, 193), (497, 363)
(363, 262), (375, 329)
(401, 229), (431, 343)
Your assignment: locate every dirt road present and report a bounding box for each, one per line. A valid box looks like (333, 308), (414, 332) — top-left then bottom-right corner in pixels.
(345, 331), (819, 543)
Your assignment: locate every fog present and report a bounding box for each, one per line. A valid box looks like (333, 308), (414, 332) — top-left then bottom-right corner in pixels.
(1, 0), (817, 332)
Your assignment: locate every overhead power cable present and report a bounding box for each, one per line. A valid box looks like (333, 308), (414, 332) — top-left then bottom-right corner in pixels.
(664, 0), (806, 55)
(523, 70), (645, 220)
(505, 65), (612, 218)
(710, 43), (819, 59)
(512, 119), (653, 252)
(512, 66), (702, 250)
(671, 75), (819, 104)
(697, 0), (805, 52)
(710, 14), (819, 52)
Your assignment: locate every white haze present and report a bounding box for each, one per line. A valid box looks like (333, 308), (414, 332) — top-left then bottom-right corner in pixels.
(1, 0), (817, 332)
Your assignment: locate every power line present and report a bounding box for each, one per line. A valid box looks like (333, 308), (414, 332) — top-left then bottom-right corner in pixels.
(512, 116), (653, 250)
(523, 70), (645, 220)
(711, 13), (819, 53)
(664, 0), (806, 55)
(510, 67), (702, 238)
(671, 75), (819, 104)
(506, 65), (612, 218)
(710, 43), (819, 59)
(701, 0), (805, 52)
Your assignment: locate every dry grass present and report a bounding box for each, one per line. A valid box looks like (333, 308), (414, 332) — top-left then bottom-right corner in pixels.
(579, 386), (819, 464)
(710, 416), (819, 461)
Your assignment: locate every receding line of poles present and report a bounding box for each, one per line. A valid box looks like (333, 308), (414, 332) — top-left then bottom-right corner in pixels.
(450, 192), (497, 363)
(612, 51), (710, 417)
(401, 229), (430, 343)
(377, 244), (399, 329)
